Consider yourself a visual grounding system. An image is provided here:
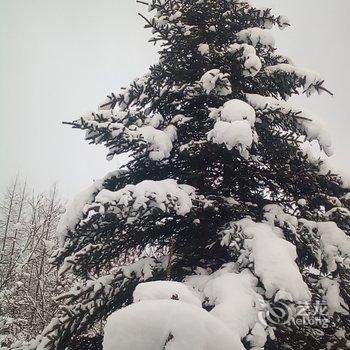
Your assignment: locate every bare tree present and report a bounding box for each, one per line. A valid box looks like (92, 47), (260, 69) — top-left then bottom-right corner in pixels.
(0, 180), (63, 347)
(0, 175), (20, 271)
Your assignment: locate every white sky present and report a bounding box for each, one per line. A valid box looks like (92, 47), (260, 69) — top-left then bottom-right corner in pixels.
(1, 0), (349, 198)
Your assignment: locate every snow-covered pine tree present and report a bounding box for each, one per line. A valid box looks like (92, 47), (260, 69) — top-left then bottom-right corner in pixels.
(17, 1), (350, 349)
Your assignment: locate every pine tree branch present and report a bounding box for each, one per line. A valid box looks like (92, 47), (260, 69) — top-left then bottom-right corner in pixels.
(317, 85), (334, 96)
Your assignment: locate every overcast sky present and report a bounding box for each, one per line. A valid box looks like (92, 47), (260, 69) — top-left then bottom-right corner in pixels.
(1, 0), (349, 198)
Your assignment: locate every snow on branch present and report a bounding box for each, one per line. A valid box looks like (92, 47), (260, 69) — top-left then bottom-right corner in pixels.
(70, 111), (177, 162)
(318, 221), (350, 273)
(245, 93), (332, 156)
(199, 69), (232, 96)
(207, 99), (258, 158)
(228, 43), (262, 77)
(220, 219), (311, 302)
(236, 27), (275, 48)
(57, 170), (126, 245)
(184, 264), (273, 348)
(133, 280), (202, 307)
(94, 179), (196, 217)
(319, 278), (348, 316)
(264, 63), (332, 96)
(263, 207), (350, 275)
(55, 179), (198, 274)
(209, 99), (256, 126)
(207, 120), (255, 159)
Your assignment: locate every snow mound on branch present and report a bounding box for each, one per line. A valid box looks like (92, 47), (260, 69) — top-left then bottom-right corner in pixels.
(246, 222), (311, 301)
(111, 123), (176, 161)
(298, 140), (349, 184)
(59, 258), (159, 299)
(56, 170), (125, 245)
(210, 99), (256, 126)
(299, 140), (325, 165)
(207, 100), (256, 156)
(204, 271), (263, 340)
(199, 69), (232, 96)
(318, 221), (350, 272)
(301, 120), (332, 156)
(198, 43), (210, 55)
(169, 11), (182, 22)
(137, 125), (176, 161)
(264, 204), (298, 233)
(237, 27), (275, 47)
(133, 281), (202, 307)
(80, 111), (176, 161)
(325, 207), (350, 221)
(170, 114), (192, 125)
(146, 113), (164, 128)
(265, 64), (323, 96)
(103, 300), (244, 350)
(319, 278), (348, 316)
(95, 179), (195, 216)
(245, 93), (332, 155)
(270, 213), (350, 273)
(207, 120), (254, 158)
(186, 267), (268, 348)
(221, 219), (311, 301)
(228, 43), (262, 77)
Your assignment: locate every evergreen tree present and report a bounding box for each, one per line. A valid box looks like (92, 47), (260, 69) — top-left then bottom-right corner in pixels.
(17, 1), (350, 349)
